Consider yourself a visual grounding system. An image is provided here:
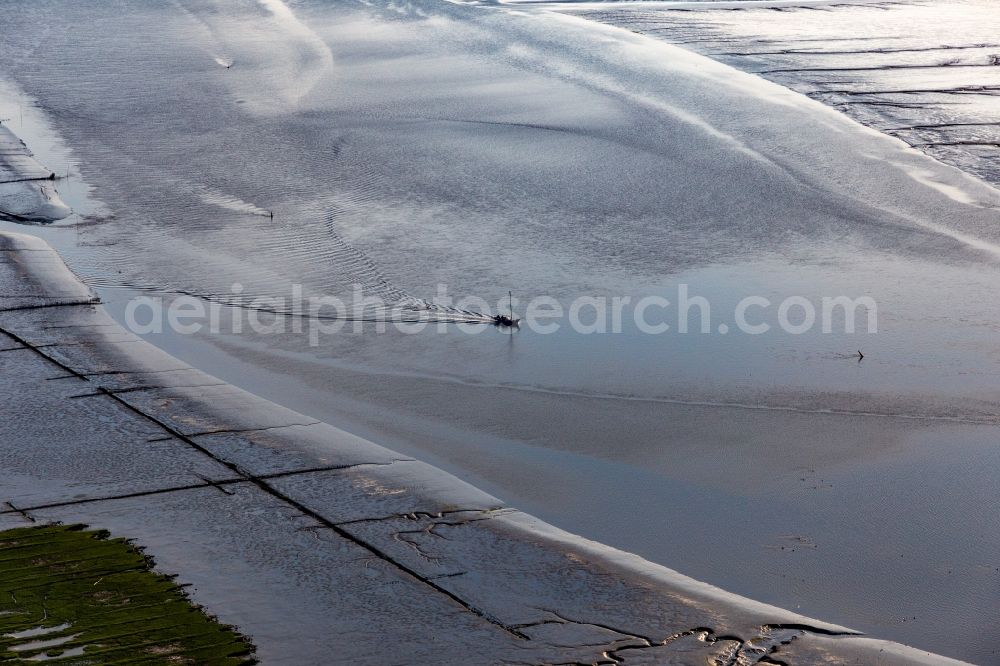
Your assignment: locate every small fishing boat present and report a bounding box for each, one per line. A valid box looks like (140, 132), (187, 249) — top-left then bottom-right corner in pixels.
(493, 291), (520, 327)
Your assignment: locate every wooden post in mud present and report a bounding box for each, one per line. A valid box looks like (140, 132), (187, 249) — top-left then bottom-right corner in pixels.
(509, 291), (514, 320)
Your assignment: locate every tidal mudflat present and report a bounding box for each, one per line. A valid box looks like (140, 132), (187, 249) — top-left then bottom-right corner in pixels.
(1, 0), (999, 662)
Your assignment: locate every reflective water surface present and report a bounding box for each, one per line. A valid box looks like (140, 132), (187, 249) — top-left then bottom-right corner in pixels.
(1, 1), (999, 661)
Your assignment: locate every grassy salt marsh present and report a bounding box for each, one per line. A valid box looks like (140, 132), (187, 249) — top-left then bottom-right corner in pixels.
(0, 525), (254, 665)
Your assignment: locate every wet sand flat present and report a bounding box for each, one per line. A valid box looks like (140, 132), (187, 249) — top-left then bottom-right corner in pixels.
(1, 1), (999, 661)
(0, 230), (964, 665)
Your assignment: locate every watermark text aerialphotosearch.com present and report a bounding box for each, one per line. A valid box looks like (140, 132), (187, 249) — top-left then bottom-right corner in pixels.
(124, 283), (877, 344)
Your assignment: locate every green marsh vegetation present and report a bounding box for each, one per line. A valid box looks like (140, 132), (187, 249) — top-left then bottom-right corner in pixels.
(0, 524), (255, 664)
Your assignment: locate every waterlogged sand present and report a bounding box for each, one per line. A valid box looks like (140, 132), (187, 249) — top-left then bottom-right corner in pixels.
(0, 230), (966, 665)
(552, 0), (1000, 189)
(0, 124), (69, 222)
(1, 0), (1000, 662)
